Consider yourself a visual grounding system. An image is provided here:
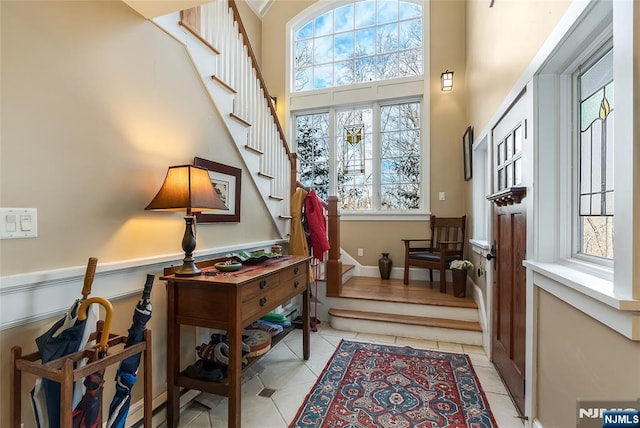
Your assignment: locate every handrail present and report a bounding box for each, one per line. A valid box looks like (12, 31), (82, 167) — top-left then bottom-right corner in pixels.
(227, 0), (293, 164)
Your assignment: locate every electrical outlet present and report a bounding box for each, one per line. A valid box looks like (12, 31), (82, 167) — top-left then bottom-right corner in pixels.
(357, 248), (364, 257)
(439, 192), (446, 201)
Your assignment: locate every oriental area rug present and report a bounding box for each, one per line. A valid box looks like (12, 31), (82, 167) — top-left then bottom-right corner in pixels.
(290, 340), (497, 428)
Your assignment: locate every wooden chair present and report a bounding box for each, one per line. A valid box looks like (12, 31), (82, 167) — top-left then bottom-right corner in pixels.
(402, 215), (466, 293)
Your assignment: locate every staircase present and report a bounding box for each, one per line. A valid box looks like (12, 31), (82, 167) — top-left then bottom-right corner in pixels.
(324, 274), (483, 346)
(152, 1), (293, 239)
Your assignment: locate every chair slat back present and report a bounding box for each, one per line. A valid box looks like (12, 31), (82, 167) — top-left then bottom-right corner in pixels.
(430, 215), (466, 252)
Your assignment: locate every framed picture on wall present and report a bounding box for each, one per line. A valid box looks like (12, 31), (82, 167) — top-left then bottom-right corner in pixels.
(463, 126), (473, 181)
(194, 157), (241, 223)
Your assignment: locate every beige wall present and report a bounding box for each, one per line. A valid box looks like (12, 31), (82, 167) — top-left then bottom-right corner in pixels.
(262, 0), (468, 268)
(0, 1), (278, 425)
(536, 289), (640, 427)
(465, 0), (571, 134)
(236, 0), (263, 65)
(0, 0), (279, 276)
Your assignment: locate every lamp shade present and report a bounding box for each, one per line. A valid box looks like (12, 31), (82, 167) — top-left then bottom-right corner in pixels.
(145, 165), (227, 213)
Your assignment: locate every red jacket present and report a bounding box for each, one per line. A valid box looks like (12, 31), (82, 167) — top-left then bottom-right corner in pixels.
(304, 190), (330, 261)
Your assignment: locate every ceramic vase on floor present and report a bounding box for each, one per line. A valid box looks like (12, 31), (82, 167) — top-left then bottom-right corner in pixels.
(378, 253), (392, 280)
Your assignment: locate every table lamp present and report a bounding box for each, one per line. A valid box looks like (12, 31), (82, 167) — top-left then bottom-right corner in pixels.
(145, 164), (227, 277)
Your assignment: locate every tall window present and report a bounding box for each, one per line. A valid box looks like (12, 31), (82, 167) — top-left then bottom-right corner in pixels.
(576, 48), (614, 259)
(296, 101), (421, 212)
(293, 0), (423, 92)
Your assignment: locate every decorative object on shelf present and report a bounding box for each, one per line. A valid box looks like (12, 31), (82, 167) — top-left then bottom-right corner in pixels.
(145, 164), (228, 277)
(378, 253), (392, 280)
(270, 244), (283, 255)
(441, 70), (454, 91)
(227, 250), (279, 264)
(463, 126), (473, 181)
(450, 259), (474, 298)
(214, 261), (243, 272)
(194, 157), (242, 223)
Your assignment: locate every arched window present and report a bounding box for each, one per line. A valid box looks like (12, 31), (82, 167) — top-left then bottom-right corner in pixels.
(289, 0), (428, 216)
(293, 0), (423, 92)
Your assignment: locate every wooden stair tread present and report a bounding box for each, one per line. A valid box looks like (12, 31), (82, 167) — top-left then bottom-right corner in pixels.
(328, 308), (482, 332)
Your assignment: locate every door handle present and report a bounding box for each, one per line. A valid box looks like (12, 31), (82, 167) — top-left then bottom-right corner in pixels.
(486, 244), (497, 261)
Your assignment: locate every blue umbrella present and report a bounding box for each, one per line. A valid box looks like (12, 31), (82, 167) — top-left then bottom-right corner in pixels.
(106, 274), (155, 428)
(31, 258), (99, 428)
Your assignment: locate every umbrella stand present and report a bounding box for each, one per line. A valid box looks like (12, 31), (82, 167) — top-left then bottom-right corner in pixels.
(11, 311), (153, 428)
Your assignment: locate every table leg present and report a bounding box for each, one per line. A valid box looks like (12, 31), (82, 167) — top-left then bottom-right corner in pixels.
(228, 294), (242, 428)
(166, 284), (180, 428)
(302, 287), (310, 360)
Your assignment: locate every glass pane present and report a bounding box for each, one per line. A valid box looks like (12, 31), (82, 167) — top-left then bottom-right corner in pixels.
(399, 19), (421, 49)
(514, 125), (522, 153)
(514, 158), (522, 185)
(580, 195), (591, 216)
(315, 11), (333, 36)
(294, 67), (313, 92)
(377, 53), (398, 80)
(498, 168), (505, 190)
(590, 121), (602, 193)
(505, 134), (513, 159)
(334, 4), (354, 33)
(605, 191), (614, 216)
(377, 23), (398, 54)
(334, 61), (354, 86)
(377, 0), (398, 24)
(399, 49), (422, 76)
(295, 22), (313, 40)
(399, 1), (421, 19)
(591, 193), (601, 214)
(498, 141), (505, 164)
(294, 40), (312, 68)
(605, 109), (615, 192)
(506, 162), (513, 187)
(381, 104), (400, 131)
(581, 49), (613, 100)
(334, 33), (353, 60)
(581, 216), (614, 258)
(355, 0), (376, 28)
(314, 64), (333, 89)
(355, 57), (375, 83)
(355, 28), (376, 57)
(314, 36), (333, 64)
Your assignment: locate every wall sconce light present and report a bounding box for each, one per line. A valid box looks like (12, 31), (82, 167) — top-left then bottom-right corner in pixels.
(145, 164), (227, 277)
(441, 70), (454, 91)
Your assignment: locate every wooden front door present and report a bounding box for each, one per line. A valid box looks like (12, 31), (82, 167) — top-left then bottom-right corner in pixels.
(488, 91), (528, 415)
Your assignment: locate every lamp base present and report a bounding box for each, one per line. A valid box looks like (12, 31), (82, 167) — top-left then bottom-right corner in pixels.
(174, 262), (201, 277)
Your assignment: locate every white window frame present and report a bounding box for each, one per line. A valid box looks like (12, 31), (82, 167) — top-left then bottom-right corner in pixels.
(525, 0), (640, 341)
(286, 0), (430, 219)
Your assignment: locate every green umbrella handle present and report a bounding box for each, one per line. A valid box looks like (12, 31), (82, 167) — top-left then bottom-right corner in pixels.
(81, 257), (98, 299)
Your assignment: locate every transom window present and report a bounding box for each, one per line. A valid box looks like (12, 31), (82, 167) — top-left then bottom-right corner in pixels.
(293, 0), (423, 92)
(576, 48), (614, 259)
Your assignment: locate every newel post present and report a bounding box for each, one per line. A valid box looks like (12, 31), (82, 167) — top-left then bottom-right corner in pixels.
(326, 196), (342, 297)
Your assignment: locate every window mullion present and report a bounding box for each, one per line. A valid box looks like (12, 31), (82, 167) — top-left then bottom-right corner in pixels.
(372, 102), (381, 210)
(329, 107), (337, 197)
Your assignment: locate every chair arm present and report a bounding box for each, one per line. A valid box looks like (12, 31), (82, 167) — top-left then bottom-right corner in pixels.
(402, 239), (433, 251)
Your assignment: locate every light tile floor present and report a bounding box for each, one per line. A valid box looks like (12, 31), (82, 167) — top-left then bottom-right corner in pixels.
(159, 323), (523, 428)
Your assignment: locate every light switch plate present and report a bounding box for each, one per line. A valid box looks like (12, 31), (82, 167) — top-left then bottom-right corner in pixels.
(1, 208), (37, 239)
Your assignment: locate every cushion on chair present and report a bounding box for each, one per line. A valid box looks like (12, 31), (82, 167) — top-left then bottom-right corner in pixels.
(409, 252), (459, 263)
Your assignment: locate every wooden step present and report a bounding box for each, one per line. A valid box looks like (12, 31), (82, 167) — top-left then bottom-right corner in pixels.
(328, 309), (481, 332)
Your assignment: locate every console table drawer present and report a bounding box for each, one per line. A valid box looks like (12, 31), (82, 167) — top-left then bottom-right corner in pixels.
(280, 263), (307, 282)
(241, 272), (279, 302)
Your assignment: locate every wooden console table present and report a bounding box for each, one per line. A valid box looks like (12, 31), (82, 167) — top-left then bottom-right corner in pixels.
(161, 255), (311, 428)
